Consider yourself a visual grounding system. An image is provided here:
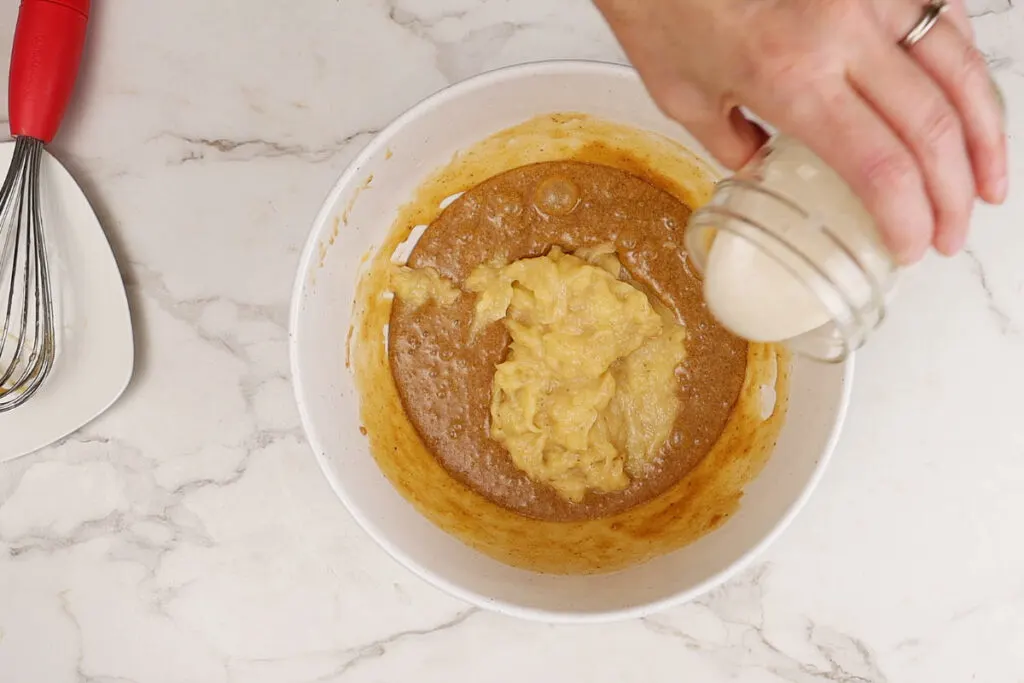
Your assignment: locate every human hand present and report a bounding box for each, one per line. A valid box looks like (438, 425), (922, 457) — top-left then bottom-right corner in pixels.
(594, 0), (1007, 263)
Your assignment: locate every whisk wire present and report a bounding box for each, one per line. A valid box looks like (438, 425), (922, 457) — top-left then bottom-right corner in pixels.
(30, 138), (55, 390)
(0, 145), (28, 384)
(0, 136), (53, 412)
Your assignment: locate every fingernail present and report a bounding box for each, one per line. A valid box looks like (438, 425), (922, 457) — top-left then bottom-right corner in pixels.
(936, 233), (965, 257)
(992, 174), (1008, 204)
(896, 243), (925, 265)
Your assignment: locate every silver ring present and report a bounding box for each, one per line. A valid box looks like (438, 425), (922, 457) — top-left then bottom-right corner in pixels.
(900, 0), (949, 48)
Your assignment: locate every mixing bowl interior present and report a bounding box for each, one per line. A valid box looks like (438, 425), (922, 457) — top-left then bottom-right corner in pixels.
(289, 61), (851, 621)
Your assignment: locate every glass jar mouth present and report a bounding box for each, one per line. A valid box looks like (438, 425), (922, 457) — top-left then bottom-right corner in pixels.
(686, 178), (892, 363)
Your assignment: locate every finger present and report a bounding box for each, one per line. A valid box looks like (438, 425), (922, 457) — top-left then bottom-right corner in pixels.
(944, 0), (974, 39)
(767, 83), (934, 264)
(851, 43), (974, 255)
(657, 86), (769, 170)
(878, 0), (971, 39)
(683, 107), (769, 170)
(896, 15), (1007, 204)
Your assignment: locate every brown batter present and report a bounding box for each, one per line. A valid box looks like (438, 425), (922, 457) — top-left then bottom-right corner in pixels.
(388, 160), (747, 522)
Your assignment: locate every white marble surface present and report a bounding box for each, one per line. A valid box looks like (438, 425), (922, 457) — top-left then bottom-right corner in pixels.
(1, 0), (1024, 680)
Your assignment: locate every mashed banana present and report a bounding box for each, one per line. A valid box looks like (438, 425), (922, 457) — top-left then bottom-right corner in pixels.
(390, 266), (460, 309)
(464, 248), (687, 502)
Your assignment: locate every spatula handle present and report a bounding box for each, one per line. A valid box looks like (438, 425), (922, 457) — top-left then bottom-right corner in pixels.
(9, 0), (91, 143)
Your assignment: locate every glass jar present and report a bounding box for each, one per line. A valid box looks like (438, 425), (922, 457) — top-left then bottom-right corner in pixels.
(685, 135), (898, 362)
(687, 77), (1005, 363)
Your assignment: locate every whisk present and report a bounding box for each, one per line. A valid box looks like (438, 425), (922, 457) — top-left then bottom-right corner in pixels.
(0, 0), (90, 413)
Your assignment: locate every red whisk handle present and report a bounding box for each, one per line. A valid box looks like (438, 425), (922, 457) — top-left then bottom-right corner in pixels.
(9, 0), (91, 143)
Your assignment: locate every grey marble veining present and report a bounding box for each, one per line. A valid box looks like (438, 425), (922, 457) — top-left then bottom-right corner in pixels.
(1, 1), (1024, 681)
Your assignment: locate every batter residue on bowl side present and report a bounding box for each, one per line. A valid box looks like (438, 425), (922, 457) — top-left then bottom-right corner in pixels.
(350, 114), (790, 574)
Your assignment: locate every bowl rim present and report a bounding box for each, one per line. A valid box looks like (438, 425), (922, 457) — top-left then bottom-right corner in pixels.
(288, 58), (855, 624)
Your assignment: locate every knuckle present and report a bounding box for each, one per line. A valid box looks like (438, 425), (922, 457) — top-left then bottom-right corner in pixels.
(958, 46), (1001, 123)
(937, 194), (971, 231)
(918, 102), (962, 152)
(741, 1), (860, 99)
(752, 51), (823, 93)
(787, 84), (843, 129)
(746, 43), (845, 111)
(744, 33), (830, 91)
(942, 180), (974, 225)
(861, 149), (918, 193)
(960, 44), (989, 82)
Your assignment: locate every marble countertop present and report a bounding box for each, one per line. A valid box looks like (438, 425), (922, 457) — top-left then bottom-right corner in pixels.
(2, 0), (1024, 681)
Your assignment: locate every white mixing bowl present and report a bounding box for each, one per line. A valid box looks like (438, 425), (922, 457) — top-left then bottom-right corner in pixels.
(289, 60), (852, 623)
